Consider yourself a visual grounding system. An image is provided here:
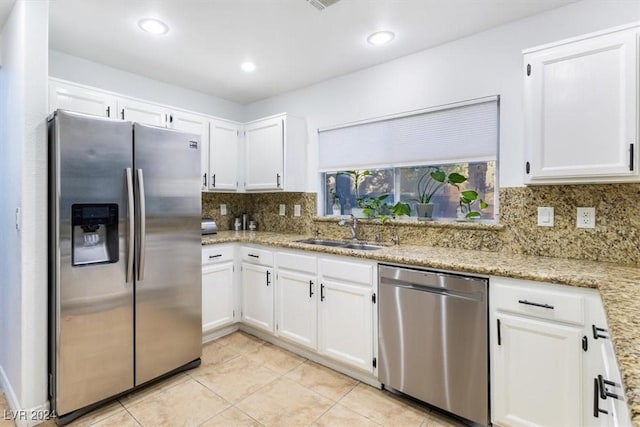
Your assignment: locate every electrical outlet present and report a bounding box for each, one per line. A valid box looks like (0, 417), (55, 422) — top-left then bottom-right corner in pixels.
(279, 204), (286, 216)
(576, 207), (595, 229)
(537, 207), (554, 227)
(294, 205), (301, 217)
(220, 204), (227, 216)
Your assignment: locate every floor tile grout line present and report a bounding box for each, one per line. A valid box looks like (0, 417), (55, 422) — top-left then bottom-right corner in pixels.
(228, 403), (266, 427)
(121, 403), (143, 427)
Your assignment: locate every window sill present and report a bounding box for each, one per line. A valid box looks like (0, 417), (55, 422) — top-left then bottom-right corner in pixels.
(313, 216), (504, 231)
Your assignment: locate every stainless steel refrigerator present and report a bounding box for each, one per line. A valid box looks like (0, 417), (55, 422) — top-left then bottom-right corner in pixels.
(48, 110), (202, 423)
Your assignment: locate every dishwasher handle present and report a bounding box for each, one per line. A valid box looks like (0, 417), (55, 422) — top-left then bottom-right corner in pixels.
(380, 279), (484, 302)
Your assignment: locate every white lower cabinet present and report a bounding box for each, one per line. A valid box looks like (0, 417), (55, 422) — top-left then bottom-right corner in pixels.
(318, 279), (373, 372)
(202, 245), (236, 333)
(277, 269), (317, 350)
(318, 257), (375, 373)
(492, 312), (583, 426)
(241, 251), (275, 333)
(491, 277), (631, 427)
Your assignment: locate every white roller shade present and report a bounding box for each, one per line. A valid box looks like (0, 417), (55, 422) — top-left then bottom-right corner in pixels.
(318, 97), (498, 171)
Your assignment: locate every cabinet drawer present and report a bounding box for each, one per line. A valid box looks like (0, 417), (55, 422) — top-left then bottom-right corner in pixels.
(241, 246), (274, 266)
(202, 245), (234, 265)
(277, 251), (317, 274)
(319, 258), (372, 286)
(493, 280), (584, 326)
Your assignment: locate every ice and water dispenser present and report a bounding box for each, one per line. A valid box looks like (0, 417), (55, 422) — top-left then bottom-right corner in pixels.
(71, 204), (119, 266)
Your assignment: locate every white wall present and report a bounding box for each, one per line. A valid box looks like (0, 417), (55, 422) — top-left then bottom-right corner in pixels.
(0, 0), (49, 424)
(49, 50), (245, 121)
(243, 0), (640, 189)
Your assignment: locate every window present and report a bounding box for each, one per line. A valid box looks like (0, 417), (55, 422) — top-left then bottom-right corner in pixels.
(318, 96), (499, 221)
(323, 161), (495, 220)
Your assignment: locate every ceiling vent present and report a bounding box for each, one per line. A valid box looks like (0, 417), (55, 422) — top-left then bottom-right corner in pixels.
(306, 0), (340, 11)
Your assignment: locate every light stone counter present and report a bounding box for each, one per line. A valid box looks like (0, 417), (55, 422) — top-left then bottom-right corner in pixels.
(203, 230), (640, 425)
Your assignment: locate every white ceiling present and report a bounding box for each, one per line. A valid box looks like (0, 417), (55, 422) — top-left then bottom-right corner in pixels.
(0, 0), (15, 29)
(49, 0), (576, 105)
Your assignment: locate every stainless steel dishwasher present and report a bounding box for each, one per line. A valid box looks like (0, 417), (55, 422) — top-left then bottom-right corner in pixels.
(378, 264), (489, 426)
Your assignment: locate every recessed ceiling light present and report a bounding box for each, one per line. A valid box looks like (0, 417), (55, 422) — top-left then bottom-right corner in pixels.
(138, 18), (169, 35)
(241, 62), (257, 72)
(367, 31), (395, 46)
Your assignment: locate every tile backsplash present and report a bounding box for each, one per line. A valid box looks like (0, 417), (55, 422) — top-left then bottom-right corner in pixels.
(202, 184), (640, 266)
(202, 192), (316, 235)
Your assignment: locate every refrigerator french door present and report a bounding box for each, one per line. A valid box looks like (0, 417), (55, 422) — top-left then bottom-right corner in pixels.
(49, 110), (202, 421)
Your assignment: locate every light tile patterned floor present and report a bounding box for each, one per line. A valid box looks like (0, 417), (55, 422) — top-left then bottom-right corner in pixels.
(0, 332), (466, 426)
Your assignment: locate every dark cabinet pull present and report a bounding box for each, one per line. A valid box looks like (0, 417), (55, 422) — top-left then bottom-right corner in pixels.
(266, 270), (271, 286)
(209, 254), (222, 259)
(497, 318), (502, 346)
(598, 375), (622, 400)
(593, 325), (608, 340)
(203, 173), (207, 187)
(630, 143), (634, 171)
(106, 106), (111, 117)
(276, 173), (281, 188)
(121, 109), (125, 120)
(594, 378), (609, 417)
(518, 299), (554, 310)
(582, 336), (588, 352)
(525, 161), (530, 174)
(212, 174), (216, 188)
(526, 63), (531, 76)
(309, 280), (314, 298)
(248, 254), (259, 258)
(320, 283), (325, 301)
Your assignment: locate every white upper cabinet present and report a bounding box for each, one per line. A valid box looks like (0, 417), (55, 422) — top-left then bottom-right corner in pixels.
(210, 120), (240, 191)
(117, 98), (167, 127)
(244, 117), (284, 191)
(49, 80), (116, 118)
(169, 110), (211, 191)
(524, 26), (639, 184)
(244, 114), (307, 192)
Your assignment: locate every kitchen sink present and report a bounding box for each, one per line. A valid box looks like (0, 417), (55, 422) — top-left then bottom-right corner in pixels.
(340, 243), (385, 251)
(295, 238), (384, 251)
(295, 238), (347, 247)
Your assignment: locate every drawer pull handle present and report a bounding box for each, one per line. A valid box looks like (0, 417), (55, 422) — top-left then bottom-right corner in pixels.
(248, 254), (259, 258)
(518, 299), (554, 310)
(594, 378), (609, 417)
(309, 280), (314, 298)
(266, 270), (271, 286)
(592, 325), (609, 340)
(598, 375), (622, 401)
(209, 254), (222, 259)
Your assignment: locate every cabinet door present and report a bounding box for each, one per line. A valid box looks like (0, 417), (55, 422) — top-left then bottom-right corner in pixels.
(318, 279), (373, 372)
(210, 121), (239, 191)
(118, 98), (167, 127)
(49, 81), (116, 118)
(525, 29), (638, 183)
(171, 111), (211, 191)
(241, 262), (274, 333)
(202, 262), (235, 331)
(277, 270), (317, 350)
(244, 117), (283, 191)
(492, 313), (583, 427)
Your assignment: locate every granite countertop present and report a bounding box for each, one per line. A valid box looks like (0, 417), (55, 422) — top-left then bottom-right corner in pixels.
(203, 230), (640, 424)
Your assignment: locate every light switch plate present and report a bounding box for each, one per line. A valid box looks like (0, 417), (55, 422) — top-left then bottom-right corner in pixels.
(279, 204), (286, 216)
(294, 205), (301, 217)
(577, 207), (595, 229)
(220, 204), (227, 216)
(537, 207), (554, 227)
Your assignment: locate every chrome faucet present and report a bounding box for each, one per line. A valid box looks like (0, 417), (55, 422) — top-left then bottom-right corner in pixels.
(338, 214), (359, 241)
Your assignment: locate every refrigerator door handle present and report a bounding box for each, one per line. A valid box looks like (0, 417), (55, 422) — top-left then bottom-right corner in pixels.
(126, 168), (135, 283)
(137, 168), (146, 281)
